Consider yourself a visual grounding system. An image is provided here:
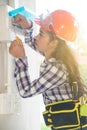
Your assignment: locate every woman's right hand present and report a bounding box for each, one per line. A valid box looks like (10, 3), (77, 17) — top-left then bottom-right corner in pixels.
(13, 14), (33, 29)
(9, 37), (26, 58)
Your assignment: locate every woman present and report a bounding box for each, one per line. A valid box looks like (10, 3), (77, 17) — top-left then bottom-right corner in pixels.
(9, 10), (87, 130)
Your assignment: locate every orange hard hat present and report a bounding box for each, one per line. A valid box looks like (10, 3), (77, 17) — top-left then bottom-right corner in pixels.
(35, 10), (79, 42)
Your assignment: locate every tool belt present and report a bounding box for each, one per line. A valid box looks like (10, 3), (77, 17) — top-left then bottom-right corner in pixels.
(43, 100), (87, 129)
(43, 82), (87, 129)
(43, 100), (80, 129)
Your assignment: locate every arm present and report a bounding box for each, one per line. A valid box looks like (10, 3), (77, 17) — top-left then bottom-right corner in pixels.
(9, 14), (41, 58)
(24, 28), (37, 50)
(14, 58), (67, 98)
(24, 28), (44, 55)
(12, 14), (43, 53)
(13, 14), (36, 49)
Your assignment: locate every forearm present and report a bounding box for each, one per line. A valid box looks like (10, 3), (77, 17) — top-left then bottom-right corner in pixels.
(14, 57), (32, 98)
(24, 28), (36, 49)
(24, 28), (44, 55)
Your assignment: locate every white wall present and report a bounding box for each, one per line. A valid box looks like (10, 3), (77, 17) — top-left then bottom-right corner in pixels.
(0, 0), (8, 5)
(0, 1), (42, 130)
(19, 0), (36, 12)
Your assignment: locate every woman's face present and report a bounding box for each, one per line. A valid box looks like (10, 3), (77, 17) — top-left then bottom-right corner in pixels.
(35, 28), (51, 52)
(35, 28), (58, 59)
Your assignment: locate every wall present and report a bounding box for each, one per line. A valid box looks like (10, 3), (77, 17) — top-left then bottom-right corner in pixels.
(0, 1), (42, 130)
(0, 0), (8, 5)
(19, 0), (36, 12)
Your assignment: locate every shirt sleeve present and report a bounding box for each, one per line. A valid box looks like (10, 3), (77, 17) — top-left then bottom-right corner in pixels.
(14, 58), (67, 98)
(24, 28), (36, 49)
(24, 28), (44, 55)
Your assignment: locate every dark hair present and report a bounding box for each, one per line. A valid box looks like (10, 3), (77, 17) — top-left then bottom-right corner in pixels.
(49, 33), (86, 97)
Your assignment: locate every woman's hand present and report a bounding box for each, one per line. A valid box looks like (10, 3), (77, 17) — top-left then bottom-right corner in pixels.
(13, 14), (33, 29)
(9, 37), (26, 58)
